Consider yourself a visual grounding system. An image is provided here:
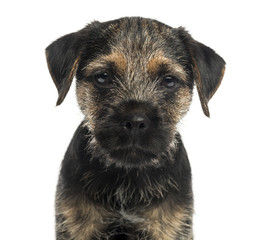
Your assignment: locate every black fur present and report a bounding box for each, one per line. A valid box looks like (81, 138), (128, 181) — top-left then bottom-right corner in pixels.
(60, 122), (192, 208)
(46, 18), (225, 116)
(46, 17), (225, 240)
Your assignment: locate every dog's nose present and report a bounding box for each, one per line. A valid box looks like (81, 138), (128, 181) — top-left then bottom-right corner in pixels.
(120, 113), (149, 132)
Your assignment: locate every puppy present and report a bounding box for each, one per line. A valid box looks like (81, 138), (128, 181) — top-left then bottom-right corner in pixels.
(46, 17), (225, 240)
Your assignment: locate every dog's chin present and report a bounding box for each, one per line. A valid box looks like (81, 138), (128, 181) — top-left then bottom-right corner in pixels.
(107, 147), (160, 168)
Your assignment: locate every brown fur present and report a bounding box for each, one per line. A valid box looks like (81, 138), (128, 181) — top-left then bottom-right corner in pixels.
(78, 48), (192, 133)
(46, 17), (225, 240)
(56, 192), (193, 240)
(56, 194), (107, 239)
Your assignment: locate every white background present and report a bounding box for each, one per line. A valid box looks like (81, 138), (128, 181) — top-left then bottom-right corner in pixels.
(1, 0), (267, 239)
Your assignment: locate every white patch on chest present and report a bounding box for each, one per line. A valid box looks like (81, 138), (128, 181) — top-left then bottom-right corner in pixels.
(119, 208), (145, 224)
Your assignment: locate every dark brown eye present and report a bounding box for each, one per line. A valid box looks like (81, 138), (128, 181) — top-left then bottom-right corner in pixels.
(162, 76), (177, 88)
(94, 72), (112, 86)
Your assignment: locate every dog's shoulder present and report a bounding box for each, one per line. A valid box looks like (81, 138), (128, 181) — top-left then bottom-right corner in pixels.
(59, 122), (91, 188)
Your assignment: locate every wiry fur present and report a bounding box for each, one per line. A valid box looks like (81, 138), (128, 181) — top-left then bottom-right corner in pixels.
(46, 17), (225, 239)
(55, 125), (193, 240)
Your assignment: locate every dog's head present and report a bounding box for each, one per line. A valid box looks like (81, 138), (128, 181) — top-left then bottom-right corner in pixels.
(46, 17), (225, 167)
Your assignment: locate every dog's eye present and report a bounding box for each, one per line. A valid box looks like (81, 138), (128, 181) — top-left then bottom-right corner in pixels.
(94, 72), (112, 86)
(162, 76), (177, 89)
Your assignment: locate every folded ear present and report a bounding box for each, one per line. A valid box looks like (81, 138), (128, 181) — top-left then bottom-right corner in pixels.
(177, 27), (226, 117)
(46, 32), (82, 105)
(191, 41), (225, 117)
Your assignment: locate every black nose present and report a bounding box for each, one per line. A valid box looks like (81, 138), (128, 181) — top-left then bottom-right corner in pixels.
(120, 113), (149, 132)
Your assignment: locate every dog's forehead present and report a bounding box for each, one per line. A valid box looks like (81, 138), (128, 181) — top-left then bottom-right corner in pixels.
(81, 18), (186, 79)
(105, 18), (174, 53)
(105, 17), (173, 37)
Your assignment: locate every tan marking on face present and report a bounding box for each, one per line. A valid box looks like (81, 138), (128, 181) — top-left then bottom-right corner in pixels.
(147, 50), (187, 82)
(76, 81), (100, 131)
(107, 50), (127, 73)
(84, 50), (127, 75)
(176, 87), (193, 120)
(161, 86), (192, 127)
(79, 41), (192, 133)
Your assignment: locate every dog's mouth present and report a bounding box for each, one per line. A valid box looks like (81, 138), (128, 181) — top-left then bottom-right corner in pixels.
(93, 119), (174, 167)
(94, 125), (173, 167)
(108, 147), (159, 167)
(110, 146), (156, 158)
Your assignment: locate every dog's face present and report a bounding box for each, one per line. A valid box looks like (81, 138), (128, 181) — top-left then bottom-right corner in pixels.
(46, 17), (225, 167)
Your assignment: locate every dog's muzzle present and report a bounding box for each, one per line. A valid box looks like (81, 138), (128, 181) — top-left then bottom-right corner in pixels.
(94, 101), (172, 165)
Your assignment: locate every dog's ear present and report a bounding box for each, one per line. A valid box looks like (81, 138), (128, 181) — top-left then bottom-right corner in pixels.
(46, 32), (82, 105)
(191, 41), (225, 117)
(178, 28), (226, 117)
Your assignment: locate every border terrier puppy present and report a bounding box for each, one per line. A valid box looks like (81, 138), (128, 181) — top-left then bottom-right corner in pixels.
(46, 17), (225, 240)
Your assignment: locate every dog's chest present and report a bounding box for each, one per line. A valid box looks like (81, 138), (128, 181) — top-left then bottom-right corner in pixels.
(118, 209), (145, 224)
(95, 200), (191, 240)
